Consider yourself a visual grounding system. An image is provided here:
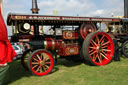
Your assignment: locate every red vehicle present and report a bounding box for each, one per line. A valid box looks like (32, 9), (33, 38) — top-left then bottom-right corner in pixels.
(5, 0), (128, 76)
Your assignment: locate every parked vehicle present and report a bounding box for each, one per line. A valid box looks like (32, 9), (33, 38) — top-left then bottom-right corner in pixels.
(12, 45), (23, 60)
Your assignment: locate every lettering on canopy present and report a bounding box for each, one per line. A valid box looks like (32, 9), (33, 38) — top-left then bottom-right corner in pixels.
(11, 15), (120, 22)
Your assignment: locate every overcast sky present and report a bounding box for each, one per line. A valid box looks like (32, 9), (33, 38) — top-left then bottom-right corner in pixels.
(2, 0), (124, 35)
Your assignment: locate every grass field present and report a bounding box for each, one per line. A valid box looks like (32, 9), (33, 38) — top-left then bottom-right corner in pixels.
(6, 57), (128, 85)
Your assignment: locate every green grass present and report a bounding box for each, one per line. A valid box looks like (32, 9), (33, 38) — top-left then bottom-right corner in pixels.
(6, 57), (128, 85)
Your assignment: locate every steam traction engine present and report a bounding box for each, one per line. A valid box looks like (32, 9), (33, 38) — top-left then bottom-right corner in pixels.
(6, 0), (124, 77)
(7, 13), (121, 76)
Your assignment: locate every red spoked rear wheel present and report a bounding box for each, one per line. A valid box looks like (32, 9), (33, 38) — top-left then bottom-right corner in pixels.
(28, 49), (54, 76)
(82, 32), (114, 66)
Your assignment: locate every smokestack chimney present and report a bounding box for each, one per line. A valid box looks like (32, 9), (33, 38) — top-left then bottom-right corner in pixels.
(124, 0), (128, 18)
(31, 0), (40, 14)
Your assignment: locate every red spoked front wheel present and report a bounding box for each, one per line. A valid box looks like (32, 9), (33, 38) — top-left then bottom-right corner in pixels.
(82, 32), (114, 66)
(28, 49), (54, 76)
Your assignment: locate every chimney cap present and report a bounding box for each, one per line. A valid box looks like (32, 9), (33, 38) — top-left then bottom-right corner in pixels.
(31, 8), (40, 14)
(31, 0), (40, 14)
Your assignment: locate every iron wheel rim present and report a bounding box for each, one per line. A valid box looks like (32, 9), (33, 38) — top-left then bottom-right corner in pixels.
(29, 50), (54, 76)
(88, 32), (114, 65)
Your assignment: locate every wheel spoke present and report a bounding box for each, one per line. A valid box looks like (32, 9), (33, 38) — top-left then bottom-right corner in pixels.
(32, 62), (38, 65)
(102, 49), (111, 52)
(39, 67), (43, 73)
(36, 54), (41, 60)
(89, 47), (96, 49)
(32, 65), (38, 69)
(91, 40), (98, 46)
(42, 66), (47, 72)
(90, 41), (95, 47)
(40, 53), (43, 60)
(45, 58), (50, 62)
(89, 49), (96, 53)
(44, 65), (49, 69)
(102, 45), (108, 49)
(90, 50), (97, 56)
(96, 35), (100, 45)
(42, 53), (46, 60)
(42, 53), (47, 57)
(102, 50), (107, 55)
(100, 53), (108, 60)
(97, 54), (102, 63)
(92, 54), (95, 60)
(99, 35), (105, 43)
(36, 66), (41, 72)
(45, 62), (51, 64)
(100, 53), (102, 63)
(42, 53), (49, 62)
(101, 38), (105, 45)
(33, 57), (39, 62)
(93, 54), (98, 61)
(102, 41), (110, 46)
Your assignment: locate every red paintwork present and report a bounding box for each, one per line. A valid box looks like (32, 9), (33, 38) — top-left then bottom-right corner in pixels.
(45, 41), (52, 49)
(54, 40), (62, 49)
(45, 38), (53, 41)
(44, 36), (79, 56)
(62, 31), (78, 39)
(58, 45), (79, 56)
(44, 39), (62, 50)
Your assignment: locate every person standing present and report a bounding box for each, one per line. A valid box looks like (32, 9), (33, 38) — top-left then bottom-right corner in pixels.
(0, 0), (17, 84)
